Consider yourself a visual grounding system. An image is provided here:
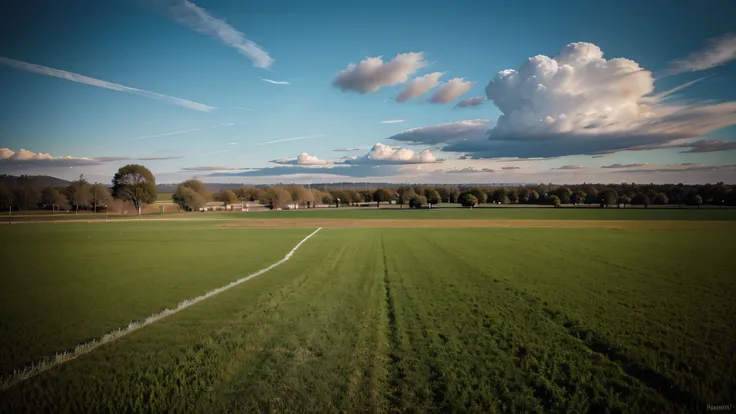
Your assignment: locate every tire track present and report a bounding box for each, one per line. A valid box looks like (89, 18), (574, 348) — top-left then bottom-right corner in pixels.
(0, 228), (323, 391)
(381, 234), (404, 412)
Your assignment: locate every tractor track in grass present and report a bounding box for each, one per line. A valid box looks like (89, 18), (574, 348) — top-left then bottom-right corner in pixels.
(381, 235), (404, 412)
(0, 228), (323, 391)
(497, 280), (705, 411)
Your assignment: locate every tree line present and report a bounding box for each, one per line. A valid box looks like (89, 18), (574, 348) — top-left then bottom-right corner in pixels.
(173, 181), (736, 210)
(0, 165), (157, 214)
(1, 167), (734, 213)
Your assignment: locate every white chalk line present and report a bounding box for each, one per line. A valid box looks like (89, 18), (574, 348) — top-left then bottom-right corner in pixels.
(0, 227), (323, 391)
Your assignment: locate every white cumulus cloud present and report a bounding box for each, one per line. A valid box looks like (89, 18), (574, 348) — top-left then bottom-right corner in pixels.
(332, 52), (427, 93)
(271, 153), (329, 165)
(428, 77), (474, 104)
(345, 143), (439, 165)
(395, 72), (443, 102)
(439, 42), (736, 158)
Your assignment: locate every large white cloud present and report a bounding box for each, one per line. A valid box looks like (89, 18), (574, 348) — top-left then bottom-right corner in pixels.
(438, 42), (736, 158)
(332, 52), (427, 93)
(395, 72), (443, 102)
(428, 78), (474, 104)
(387, 119), (490, 145)
(345, 143), (438, 165)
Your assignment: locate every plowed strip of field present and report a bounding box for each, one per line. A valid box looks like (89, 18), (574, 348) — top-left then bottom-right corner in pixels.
(220, 219), (733, 230)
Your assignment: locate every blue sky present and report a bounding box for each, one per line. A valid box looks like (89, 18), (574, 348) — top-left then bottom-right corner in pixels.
(1, 0), (735, 184)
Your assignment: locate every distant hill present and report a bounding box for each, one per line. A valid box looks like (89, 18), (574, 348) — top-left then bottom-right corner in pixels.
(0, 174), (71, 187)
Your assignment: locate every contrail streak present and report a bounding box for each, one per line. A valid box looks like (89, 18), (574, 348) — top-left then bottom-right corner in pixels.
(202, 149), (228, 156)
(252, 134), (328, 147)
(0, 56), (216, 112)
(132, 128), (202, 140)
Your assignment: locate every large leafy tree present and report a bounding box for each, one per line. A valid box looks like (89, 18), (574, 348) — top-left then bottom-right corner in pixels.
(288, 186), (314, 207)
(411, 195), (427, 209)
(218, 189), (239, 206)
(467, 187), (487, 204)
(263, 186), (292, 210)
(90, 183), (112, 213)
(0, 182), (15, 211)
(548, 195), (561, 208)
(41, 186), (70, 210)
(426, 188), (442, 205)
(397, 188), (416, 208)
(556, 186), (573, 204)
(111, 164), (157, 215)
(237, 186), (264, 202)
(172, 179), (211, 211)
(373, 188), (394, 207)
(598, 188), (618, 208)
(9, 176), (41, 210)
(435, 187), (451, 203)
(66, 175), (91, 214)
(174, 187), (207, 211)
(492, 188), (508, 204)
(459, 193), (478, 207)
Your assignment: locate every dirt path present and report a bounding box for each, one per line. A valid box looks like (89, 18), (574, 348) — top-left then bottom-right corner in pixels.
(220, 219), (732, 230)
(3, 217), (732, 230)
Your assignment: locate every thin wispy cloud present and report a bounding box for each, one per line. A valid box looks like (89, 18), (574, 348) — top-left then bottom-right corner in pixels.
(227, 142), (238, 145)
(131, 122), (247, 140)
(202, 149), (228, 156)
(212, 122), (247, 128)
(181, 166), (237, 172)
(0, 57), (216, 112)
(132, 128), (202, 140)
(261, 79), (290, 85)
(137, 156), (185, 161)
(650, 75), (713, 101)
(167, 0), (274, 69)
(252, 134), (328, 147)
(94, 157), (131, 162)
(666, 33), (736, 75)
(554, 165), (585, 170)
(381, 120), (405, 124)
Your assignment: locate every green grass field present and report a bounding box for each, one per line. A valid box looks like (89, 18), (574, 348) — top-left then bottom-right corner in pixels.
(0, 223), (313, 374)
(1, 219), (734, 412)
